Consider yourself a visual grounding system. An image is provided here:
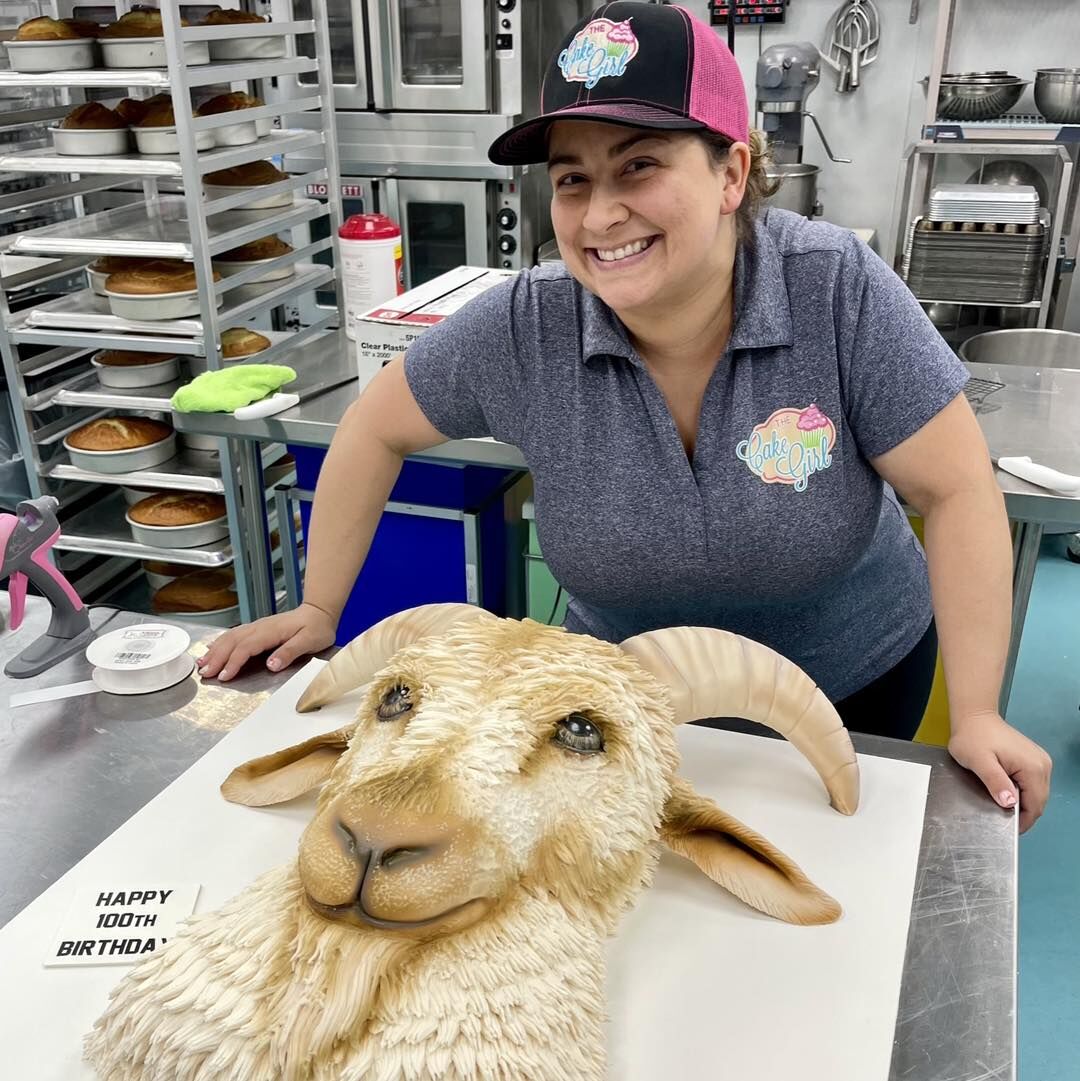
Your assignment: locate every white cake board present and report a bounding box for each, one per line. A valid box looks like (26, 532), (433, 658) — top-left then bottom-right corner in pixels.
(0, 660), (929, 1080)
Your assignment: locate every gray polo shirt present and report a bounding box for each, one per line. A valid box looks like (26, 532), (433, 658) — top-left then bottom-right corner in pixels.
(404, 208), (968, 701)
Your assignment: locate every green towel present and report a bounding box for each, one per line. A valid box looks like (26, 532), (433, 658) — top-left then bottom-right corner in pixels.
(171, 364), (297, 413)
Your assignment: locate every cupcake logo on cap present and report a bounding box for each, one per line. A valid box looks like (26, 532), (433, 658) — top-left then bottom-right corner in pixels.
(735, 404), (837, 492)
(558, 18), (640, 90)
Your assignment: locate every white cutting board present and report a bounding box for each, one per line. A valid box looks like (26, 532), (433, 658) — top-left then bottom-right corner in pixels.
(0, 660), (929, 1080)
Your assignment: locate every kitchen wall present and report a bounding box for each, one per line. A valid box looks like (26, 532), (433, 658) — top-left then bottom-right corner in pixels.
(675, 0), (1079, 327)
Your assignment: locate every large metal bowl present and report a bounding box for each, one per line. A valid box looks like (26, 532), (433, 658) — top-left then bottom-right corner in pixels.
(932, 77), (1029, 120)
(958, 329), (1080, 370)
(1034, 68), (1080, 124)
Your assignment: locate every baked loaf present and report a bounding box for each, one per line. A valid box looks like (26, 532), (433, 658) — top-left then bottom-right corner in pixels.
(90, 255), (155, 275)
(152, 569), (238, 614)
(60, 102), (125, 130)
(114, 97), (149, 126)
(135, 97), (178, 128)
(67, 416), (172, 452)
(129, 492), (227, 527)
(101, 9), (189, 38)
(197, 90), (265, 116)
(105, 260), (220, 295)
(204, 160), (285, 187)
(15, 16), (95, 40)
(95, 349), (177, 367)
(220, 326), (271, 359)
(142, 559), (199, 578)
(201, 9), (266, 24)
(218, 235), (292, 262)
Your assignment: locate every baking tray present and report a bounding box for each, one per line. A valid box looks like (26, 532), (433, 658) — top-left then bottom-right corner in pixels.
(0, 129), (322, 178)
(18, 269), (325, 337)
(53, 490), (233, 565)
(9, 197), (324, 260)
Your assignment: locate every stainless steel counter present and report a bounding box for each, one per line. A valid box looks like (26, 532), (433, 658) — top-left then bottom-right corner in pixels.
(174, 361), (1080, 712)
(0, 596), (1016, 1080)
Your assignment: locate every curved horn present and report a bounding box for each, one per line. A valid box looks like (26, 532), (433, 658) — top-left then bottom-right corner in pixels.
(296, 602), (489, 713)
(619, 627), (859, 815)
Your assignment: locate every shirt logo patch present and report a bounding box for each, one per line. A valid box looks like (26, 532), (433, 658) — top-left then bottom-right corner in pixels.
(735, 404), (836, 492)
(558, 18), (639, 90)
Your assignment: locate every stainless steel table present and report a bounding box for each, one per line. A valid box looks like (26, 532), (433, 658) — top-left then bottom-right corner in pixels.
(176, 362), (1080, 715)
(966, 362), (1080, 710)
(0, 596), (1017, 1081)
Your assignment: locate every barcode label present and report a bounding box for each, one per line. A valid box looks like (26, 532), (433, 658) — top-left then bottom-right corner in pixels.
(114, 652), (152, 665)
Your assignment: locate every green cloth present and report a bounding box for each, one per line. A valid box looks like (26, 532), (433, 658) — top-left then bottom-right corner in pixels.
(171, 364), (297, 413)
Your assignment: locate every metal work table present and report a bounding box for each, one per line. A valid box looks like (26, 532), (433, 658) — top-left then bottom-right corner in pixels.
(0, 595), (1015, 1080)
(174, 360), (1080, 712)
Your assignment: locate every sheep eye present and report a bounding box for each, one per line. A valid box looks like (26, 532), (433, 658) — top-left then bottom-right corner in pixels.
(553, 713), (604, 755)
(377, 684), (412, 722)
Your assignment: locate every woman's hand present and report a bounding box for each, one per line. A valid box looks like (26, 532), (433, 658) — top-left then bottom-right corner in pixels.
(196, 602), (337, 682)
(948, 711), (1053, 833)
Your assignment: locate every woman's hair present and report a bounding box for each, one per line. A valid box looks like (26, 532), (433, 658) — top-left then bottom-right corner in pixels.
(698, 128), (779, 246)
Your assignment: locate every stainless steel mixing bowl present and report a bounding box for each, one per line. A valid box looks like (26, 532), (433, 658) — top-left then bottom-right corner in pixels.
(1034, 68), (1080, 124)
(958, 329), (1080, 370)
(932, 77), (1029, 120)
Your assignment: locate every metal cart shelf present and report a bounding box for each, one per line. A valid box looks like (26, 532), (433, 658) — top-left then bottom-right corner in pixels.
(0, 0), (346, 622)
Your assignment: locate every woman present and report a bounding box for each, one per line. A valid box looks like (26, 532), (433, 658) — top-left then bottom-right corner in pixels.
(200, 3), (1051, 830)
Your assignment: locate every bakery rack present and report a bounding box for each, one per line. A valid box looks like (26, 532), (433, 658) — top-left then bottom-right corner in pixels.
(0, 0), (349, 623)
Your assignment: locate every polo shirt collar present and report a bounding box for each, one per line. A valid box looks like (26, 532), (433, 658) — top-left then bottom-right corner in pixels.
(578, 214), (794, 363)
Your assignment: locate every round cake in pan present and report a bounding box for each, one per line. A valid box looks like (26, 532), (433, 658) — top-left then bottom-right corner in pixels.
(129, 492), (227, 527)
(152, 569), (238, 614)
(95, 349), (179, 367)
(15, 16), (96, 40)
(221, 326), (271, 359)
(204, 160), (286, 187)
(67, 417), (173, 452)
(105, 260), (220, 295)
(60, 102), (125, 130)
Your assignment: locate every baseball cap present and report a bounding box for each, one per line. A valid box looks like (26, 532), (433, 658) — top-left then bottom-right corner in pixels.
(488, 2), (749, 167)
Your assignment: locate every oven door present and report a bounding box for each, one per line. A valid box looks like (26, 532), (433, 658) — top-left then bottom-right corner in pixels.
(272, 0), (371, 110)
(367, 0), (490, 112)
(391, 178), (490, 286)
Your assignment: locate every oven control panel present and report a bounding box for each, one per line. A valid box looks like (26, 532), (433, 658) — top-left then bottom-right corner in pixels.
(494, 181), (523, 270)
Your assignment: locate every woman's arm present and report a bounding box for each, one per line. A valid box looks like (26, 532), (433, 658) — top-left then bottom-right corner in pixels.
(197, 356), (448, 681)
(871, 393), (1052, 832)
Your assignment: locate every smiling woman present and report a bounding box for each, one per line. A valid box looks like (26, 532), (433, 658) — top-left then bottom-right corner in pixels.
(199, 1), (1051, 833)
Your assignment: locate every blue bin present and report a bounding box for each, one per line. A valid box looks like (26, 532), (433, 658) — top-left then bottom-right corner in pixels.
(290, 446), (526, 644)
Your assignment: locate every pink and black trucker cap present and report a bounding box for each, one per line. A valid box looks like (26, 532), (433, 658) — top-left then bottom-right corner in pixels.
(488, 2), (749, 166)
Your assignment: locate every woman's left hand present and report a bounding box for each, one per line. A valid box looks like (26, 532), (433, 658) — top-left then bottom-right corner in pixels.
(947, 711), (1053, 833)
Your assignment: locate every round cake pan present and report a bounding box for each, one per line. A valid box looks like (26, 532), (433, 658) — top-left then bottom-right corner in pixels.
(133, 125), (214, 155)
(179, 431), (220, 451)
(100, 37), (210, 69)
(126, 512), (230, 548)
(3, 39), (96, 72)
(202, 182), (294, 210)
(50, 126), (130, 156)
(209, 118), (259, 147)
(209, 36), (286, 61)
(161, 604), (240, 628)
(122, 485), (158, 506)
(92, 352), (180, 388)
(104, 286), (201, 320)
(214, 257), (295, 283)
(62, 432), (177, 474)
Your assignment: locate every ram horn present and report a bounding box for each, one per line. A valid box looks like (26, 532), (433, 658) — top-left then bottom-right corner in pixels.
(619, 626), (859, 815)
(296, 602), (490, 713)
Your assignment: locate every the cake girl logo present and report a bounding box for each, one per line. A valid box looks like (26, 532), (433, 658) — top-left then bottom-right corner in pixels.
(558, 18), (640, 90)
(735, 404), (837, 492)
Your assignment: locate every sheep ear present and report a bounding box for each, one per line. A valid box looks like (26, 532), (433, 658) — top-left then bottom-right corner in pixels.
(220, 726), (354, 807)
(660, 779), (841, 925)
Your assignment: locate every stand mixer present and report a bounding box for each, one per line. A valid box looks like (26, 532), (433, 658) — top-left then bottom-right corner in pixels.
(756, 42), (850, 218)
(1, 496), (95, 678)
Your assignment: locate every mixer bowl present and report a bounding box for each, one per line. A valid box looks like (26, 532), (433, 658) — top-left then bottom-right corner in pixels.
(1034, 68), (1080, 124)
(931, 77), (1029, 120)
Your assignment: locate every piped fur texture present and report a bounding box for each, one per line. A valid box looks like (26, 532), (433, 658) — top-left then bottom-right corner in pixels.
(86, 609), (857, 1080)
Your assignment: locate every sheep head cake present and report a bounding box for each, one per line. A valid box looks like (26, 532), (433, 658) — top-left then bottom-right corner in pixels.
(86, 603), (860, 1081)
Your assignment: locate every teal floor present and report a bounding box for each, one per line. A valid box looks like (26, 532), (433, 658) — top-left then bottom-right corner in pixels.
(1010, 536), (1080, 1080)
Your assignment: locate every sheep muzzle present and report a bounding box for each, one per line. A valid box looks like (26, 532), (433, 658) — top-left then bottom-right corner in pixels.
(299, 800), (495, 936)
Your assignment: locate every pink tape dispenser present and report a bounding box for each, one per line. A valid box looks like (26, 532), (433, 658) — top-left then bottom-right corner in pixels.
(1, 496), (94, 678)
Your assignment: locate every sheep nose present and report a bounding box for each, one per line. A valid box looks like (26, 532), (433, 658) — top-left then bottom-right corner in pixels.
(331, 804), (459, 872)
